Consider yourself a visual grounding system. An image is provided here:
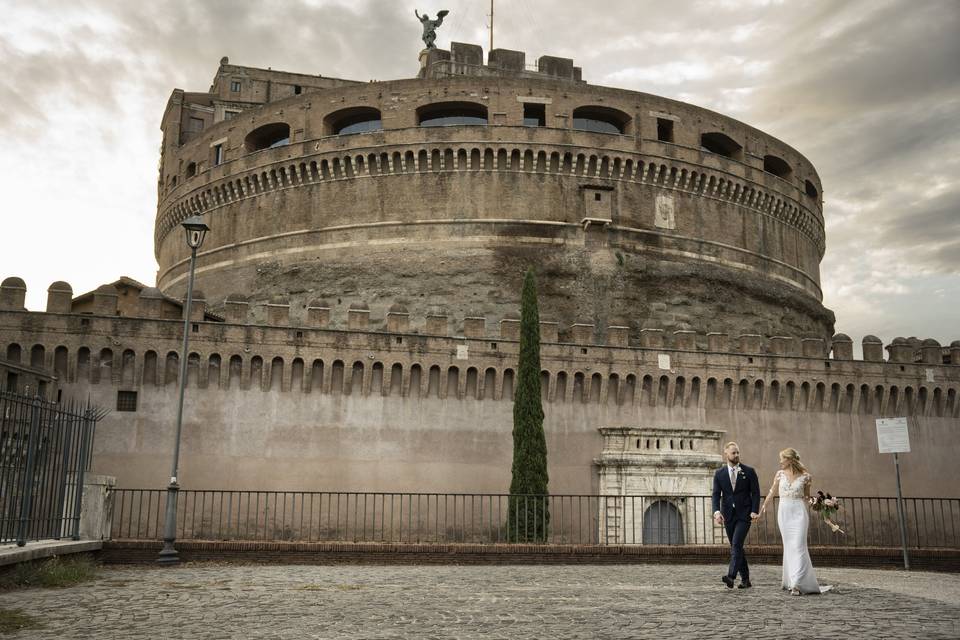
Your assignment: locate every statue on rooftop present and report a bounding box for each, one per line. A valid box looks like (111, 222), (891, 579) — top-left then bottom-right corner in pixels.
(415, 9), (449, 49)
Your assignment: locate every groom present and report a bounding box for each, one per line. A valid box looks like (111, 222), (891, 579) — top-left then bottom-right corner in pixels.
(712, 442), (761, 589)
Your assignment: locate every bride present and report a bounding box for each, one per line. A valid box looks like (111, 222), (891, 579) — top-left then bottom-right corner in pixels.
(758, 448), (832, 595)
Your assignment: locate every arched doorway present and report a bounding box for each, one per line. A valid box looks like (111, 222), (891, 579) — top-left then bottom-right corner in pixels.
(643, 501), (683, 544)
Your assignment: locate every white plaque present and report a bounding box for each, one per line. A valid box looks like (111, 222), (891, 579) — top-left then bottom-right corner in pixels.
(654, 195), (676, 229)
(658, 354), (671, 370)
(925, 368), (935, 383)
(876, 417), (910, 454)
(456, 344), (469, 360)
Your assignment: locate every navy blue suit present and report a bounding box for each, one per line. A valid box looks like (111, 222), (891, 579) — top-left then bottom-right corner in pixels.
(712, 464), (761, 581)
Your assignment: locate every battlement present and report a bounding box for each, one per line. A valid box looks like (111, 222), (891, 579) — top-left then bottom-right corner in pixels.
(3, 277), (959, 371)
(419, 42), (583, 82)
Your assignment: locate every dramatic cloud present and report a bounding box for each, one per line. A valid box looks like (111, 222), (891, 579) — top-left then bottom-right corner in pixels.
(1, 0), (957, 348)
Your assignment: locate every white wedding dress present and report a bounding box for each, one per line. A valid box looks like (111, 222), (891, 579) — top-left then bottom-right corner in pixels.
(777, 471), (832, 594)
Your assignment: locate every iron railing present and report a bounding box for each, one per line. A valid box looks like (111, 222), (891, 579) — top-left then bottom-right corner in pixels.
(110, 490), (960, 548)
(0, 391), (103, 545)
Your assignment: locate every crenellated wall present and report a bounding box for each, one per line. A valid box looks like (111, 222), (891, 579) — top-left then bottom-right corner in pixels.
(2, 277), (958, 499)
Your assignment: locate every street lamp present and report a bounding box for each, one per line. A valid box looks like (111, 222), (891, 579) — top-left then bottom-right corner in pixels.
(158, 215), (209, 564)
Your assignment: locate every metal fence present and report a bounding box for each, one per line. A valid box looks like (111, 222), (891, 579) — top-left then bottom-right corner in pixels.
(0, 391), (102, 545)
(110, 490), (960, 549)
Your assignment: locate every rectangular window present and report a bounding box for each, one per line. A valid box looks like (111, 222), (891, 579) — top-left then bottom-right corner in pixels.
(224, 110), (240, 120)
(294, 85), (302, 95)
(5, 372), (18, 393)
(213, 144), (224, 166)
(230, 80), (241, 92)
(117, 390), (138, 412)
(188, 116), (204, 132)
(523, 103), (546, 127)
(657, 118), (674, 143)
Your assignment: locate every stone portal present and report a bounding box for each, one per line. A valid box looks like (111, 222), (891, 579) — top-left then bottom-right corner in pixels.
(595, 427), (723, 544)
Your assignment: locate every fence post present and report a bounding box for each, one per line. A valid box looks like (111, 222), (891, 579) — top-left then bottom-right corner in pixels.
(71, 408), (93, 541)
(16, 398), (42, 547)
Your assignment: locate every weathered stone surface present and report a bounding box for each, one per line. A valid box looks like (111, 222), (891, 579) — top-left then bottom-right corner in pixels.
(1, 564), (958, 639)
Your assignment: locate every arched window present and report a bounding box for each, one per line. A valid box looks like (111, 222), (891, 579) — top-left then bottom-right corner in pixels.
(572, 106), (630, 134)
(763, 154), (792, 179)
(185, 162), (197, 178)
(417, 101), (488, 127)
(700, 132), (743, 159)
(324, 106), (383, 136)
(805, 179), (819, 199)
(244, 122), (290, 152)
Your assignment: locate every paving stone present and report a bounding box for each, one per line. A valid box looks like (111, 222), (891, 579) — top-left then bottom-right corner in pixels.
(0, 564), (958, 639)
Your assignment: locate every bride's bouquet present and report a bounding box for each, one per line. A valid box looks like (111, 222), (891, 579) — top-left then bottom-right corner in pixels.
(809, 491), (844, 534)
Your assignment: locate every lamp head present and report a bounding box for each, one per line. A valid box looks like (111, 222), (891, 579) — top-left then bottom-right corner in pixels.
(182, 215), (209, 249)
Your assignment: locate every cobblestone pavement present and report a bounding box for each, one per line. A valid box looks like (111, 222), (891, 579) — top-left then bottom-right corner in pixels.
(2, 563), (959, 639)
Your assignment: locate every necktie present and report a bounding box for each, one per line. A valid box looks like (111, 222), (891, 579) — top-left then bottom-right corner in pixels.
(730, 467), (737, 489)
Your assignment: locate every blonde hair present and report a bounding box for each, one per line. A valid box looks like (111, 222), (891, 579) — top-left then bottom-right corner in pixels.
(724, 441), (739, 451)
(779, 448), (808, 476)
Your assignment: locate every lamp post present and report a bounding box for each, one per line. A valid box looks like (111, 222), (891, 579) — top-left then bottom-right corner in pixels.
(158, 215), (209, 564)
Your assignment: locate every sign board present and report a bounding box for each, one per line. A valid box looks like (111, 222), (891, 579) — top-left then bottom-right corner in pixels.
(876, 417), (910, 454)
(456, 344), (469, 360)
(657, 354), (671, 370)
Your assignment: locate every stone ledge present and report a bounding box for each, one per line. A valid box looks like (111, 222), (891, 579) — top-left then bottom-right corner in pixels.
(0, 539), (102, 567)
(102, 540), (960, 571)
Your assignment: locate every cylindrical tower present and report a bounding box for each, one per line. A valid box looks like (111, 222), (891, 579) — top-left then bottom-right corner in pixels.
(155, 45), (833, 341)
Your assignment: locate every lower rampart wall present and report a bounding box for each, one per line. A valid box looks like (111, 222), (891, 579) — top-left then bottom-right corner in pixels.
(2, 309), (958, 498)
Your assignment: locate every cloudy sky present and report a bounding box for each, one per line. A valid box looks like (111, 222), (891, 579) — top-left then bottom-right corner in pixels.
(1, 0), (958, 349)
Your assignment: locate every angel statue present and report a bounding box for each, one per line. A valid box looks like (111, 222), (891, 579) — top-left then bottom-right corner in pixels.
(415, 9), (449, 49)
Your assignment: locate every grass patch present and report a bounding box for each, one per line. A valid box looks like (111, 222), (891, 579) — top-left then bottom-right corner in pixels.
(0, 555), (98, 591)
(0, 608), (44, 634)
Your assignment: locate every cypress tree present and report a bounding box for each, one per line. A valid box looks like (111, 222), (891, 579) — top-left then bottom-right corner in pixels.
(507, 268), (549, 542)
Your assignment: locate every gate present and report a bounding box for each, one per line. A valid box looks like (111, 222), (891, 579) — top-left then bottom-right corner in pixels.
(0, 390), (103, 545)
(642, 500), (684, 544)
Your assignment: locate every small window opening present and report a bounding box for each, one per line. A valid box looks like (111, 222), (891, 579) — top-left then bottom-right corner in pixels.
(523, 103), (546, 127)
(417, 102), (488, 127)
(825, 361), (831, 369)
(294, 85), (302, 95)
(230, 80), (241, 92)
(594, 192), (602, 201)
(490, 342), (498, 350)
(325, 107), (383, 136)
(80, 318), (90, 328)
(244, 122), (291, 152)
(224, 110), (239, 120)
(296, 331), (304, 339)
(657, 118), (674, 142)
(636, 439), (641, 448)
(581, 348), (588, 354)
(185, 162), (197, 178)
(763, 154), (792, 179)
(572, 105), (630, 135)
(192, 323), (199, 333)
(213, 144), (224, 166)
(646, 439), (651, 449)
(117, 390), (138, 412)
(5, 372), (17, 393)
(396, 336), (403, 344)
(805, 180), (819, 199)
(747, 357), (753, 364)
(700, 132), (743, 160)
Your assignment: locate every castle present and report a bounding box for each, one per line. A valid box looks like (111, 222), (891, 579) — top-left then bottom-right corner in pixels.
(1, 43), (957, 500)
